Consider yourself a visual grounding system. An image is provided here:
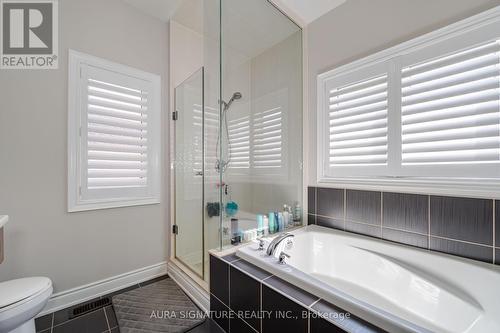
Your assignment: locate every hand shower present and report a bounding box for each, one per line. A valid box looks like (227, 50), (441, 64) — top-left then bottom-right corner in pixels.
(216, 92), (242, 173)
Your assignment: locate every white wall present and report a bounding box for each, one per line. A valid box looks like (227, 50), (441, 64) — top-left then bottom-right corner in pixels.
(306, 0), (500, 186)
(0, 0), (169, 294)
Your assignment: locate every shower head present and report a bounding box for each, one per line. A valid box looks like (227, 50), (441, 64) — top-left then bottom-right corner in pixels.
(223, 92), (243, 111)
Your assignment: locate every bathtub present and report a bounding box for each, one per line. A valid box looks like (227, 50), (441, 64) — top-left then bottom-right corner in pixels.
(236, 225), (500, 333)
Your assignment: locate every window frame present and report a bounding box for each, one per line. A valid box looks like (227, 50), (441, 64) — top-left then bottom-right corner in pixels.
(317, 6), (500, 198)
(68, 50), (161, 212)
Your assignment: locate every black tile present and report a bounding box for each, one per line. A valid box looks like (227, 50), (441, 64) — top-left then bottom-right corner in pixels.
(346, 190), (381, 225)
(317, 188), (344, 219)
(316, 215), (343, 230)
(35, 313), (53, 332)
(308, 187), (316, 214)
(187, 319), (226, 333)
(230, 314), (256, 333)
(105, 306), (117, 329)
(383, 192), (428, 234)
(210, 254), (229, 306)
(312, 300), (383, 333)
(382, 228), (428, 249)
(496, 201), (500, 247)
(138, 274), (168, 287)
(495, 249), (500, 265)
(210, 294), (230, 333)
(430, 237), (493, 263)
(345, 221), (381, 238)
(110, 327), (120, 333)
(52, 309), (108, 333)
(263, 276), (319, 307)
(310, 314), (345, 333)
(230, 266), (260, 331)
(262, 285), (308, 333)
(430, 196), (493, 245)
(53, 297), (102, 325)
(222, 253), (240, 263)
(307, 214), (316, 225)
(231, 259), (272, 281)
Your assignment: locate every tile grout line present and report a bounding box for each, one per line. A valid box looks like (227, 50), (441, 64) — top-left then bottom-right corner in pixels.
(343, 188), (346, 230)
(50, 312), (54, 333)
(103, 307), (111, 331)
(428, 195), (431, 250)
(380, 192), (384, 237)
(493, 199), (495, 264)
(260, 282), (263, 333)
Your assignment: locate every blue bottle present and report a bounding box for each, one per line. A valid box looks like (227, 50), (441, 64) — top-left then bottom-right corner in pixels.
(268, 213), (276, 234)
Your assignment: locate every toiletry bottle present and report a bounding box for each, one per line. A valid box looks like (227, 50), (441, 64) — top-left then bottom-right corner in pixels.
(278, 212), (284, 232)
(257, 214), (264, 236)
(293, 202), (302, 225)
(268, 212), (276, 234)
(263, 215), (269, 235)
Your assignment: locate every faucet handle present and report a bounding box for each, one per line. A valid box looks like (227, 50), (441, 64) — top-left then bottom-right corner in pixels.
(278, 251), (291, 265)
(257, 238), (265, 251)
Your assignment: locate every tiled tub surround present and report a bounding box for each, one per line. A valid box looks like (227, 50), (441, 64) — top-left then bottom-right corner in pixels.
(209, 254), (384, 333)
(308, 187), (499, 265)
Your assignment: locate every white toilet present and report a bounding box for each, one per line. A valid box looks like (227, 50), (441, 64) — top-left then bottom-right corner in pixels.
(0, 277), (53, 333)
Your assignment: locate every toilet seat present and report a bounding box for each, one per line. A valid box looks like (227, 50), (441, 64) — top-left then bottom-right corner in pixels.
(0, 277), (52, 312)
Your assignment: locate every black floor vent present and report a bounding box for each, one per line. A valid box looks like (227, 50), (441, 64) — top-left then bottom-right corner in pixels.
(70, 297), (111, 319)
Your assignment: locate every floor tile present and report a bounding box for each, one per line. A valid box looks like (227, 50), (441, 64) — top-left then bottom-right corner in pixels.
(138, 274), (168, 287)
(35, 313), (53, 332)
(187, 319), (226, 333)
(52, 309), (108, 333)
(104, 306), (117, 329)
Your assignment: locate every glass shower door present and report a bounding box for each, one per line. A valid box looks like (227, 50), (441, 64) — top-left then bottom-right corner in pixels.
(174, 68), (204, 277)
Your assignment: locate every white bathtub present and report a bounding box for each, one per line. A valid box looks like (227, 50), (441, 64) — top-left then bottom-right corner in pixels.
(236, 225), (500, 333)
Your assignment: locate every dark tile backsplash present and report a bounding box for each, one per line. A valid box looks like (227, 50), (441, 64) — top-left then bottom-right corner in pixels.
(430, 237), (493, 263)
(317, 187), (343, 219)
(308, 186), (497, 265)
(307, 187), (316, 214)
(383, 192), (428, 234)
(346, 190), (381, 225)
(430, 196), (492, 245)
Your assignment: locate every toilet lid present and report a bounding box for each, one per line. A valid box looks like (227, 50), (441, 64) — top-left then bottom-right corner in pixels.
(0, 277), (52, 308)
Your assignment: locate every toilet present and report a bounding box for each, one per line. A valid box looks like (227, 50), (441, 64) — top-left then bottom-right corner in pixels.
(0, 277), (53, 333)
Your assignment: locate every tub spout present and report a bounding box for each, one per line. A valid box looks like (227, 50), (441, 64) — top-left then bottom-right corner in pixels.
(266, 233), (294, 256)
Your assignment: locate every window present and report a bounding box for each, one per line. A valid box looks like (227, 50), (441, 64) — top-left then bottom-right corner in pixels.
(227, 89), (288, 180)
(317, 7), (500, 195)
(68, 50), (161, 211)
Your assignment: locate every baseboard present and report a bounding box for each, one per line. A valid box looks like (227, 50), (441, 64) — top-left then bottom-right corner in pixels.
(39, 261), (167, 317)
(167, 261), (209, 313)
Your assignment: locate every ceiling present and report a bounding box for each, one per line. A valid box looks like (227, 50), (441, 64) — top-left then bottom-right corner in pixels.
(271, 0), (347, 25)
(121, 0), (184, 22)
(121, 0), (347, 26)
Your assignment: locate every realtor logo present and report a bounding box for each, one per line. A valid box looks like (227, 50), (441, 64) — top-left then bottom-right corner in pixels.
(1, 0), (58, 69)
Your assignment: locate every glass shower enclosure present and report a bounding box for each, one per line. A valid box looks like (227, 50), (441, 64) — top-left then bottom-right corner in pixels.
(172, 0), (303, 282)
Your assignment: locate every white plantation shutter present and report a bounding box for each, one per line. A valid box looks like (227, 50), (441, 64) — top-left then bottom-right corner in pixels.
(68, 51), (161, 211)
(318, 9), (500, 190)
(252, 107), (283, 169)
(328, 75), (388, 167)
(228, 115), (250, 170)
(401, 41), (500, 175)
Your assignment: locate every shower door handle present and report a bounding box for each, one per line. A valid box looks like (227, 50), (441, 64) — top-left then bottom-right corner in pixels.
(195, 171), (203, 176)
